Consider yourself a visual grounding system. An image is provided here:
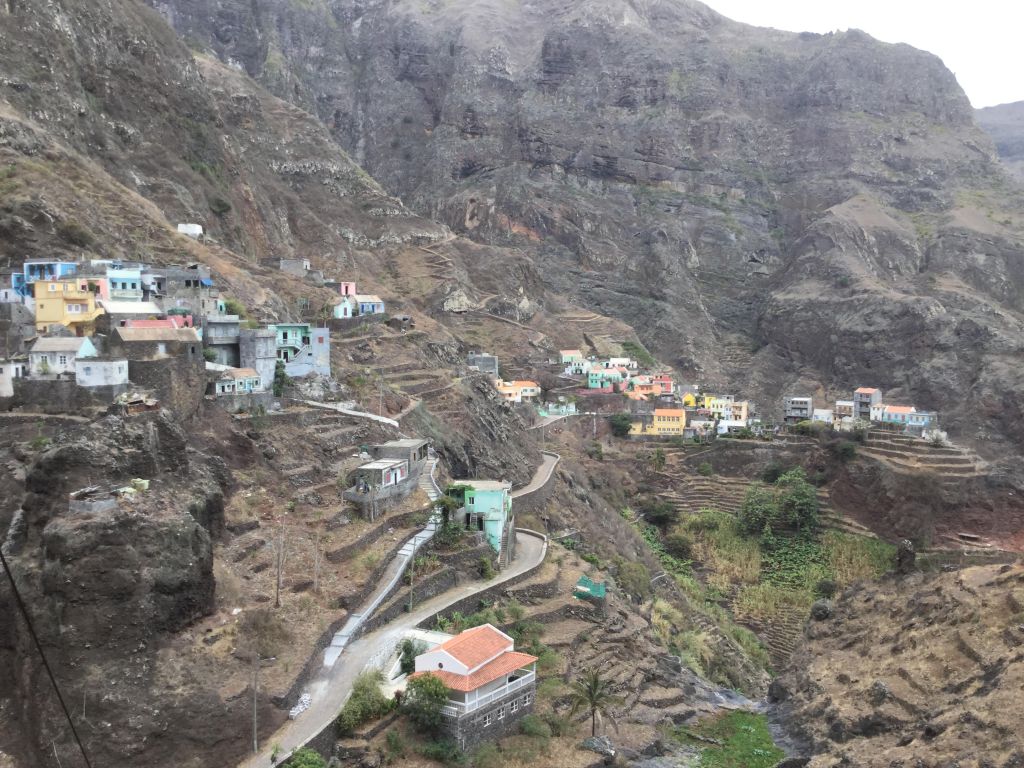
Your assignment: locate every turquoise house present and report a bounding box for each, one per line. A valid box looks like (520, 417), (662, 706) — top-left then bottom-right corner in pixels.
(451, 480), (514, 564)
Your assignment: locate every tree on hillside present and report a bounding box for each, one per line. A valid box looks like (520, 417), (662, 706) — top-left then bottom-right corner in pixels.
(649, 447), (666, 474)
(568, 669), (624, 737)
(775, 468), (819, 532)
(638, 498), (677, 528)
(616, 560), (651, 603)
(402, 673), (450, 735)
(738, 483), (779, 536)
(608, 413), (633, 438)
(238, 609), (290, 754)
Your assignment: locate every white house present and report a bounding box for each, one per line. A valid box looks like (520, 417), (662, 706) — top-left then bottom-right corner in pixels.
(29, 337), (97, 377)
(812, 408), (834, 425)
(0, 357), (28, 397)
(333, 295), (356, 319)
(411, 624), (538, 748)
(74, 358), (129, 388)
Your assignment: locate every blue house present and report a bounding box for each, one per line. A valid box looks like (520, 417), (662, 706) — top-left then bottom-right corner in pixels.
(106, 265), (143, 301)
(452, 480), (515, 568)
(354, 293), (385, 315)
(13, 261), (78, 303)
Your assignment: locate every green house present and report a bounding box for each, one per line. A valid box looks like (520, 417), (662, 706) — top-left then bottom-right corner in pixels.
(450, 480), (514, 565)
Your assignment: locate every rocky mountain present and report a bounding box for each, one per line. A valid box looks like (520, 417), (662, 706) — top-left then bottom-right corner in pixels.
(148, 0), (1024, 467)
(773, 562), (1024, 766)
(977, 101), (1024, 182)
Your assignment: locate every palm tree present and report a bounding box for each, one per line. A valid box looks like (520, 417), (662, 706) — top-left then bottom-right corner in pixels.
(568, 668), (624, 737)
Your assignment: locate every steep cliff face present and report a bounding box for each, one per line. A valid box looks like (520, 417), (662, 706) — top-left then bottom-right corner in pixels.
(150, 0), (1024, 465)
(977, 101), (1024, 182)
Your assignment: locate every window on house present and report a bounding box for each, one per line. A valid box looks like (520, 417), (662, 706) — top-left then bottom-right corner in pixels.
(49, 284), (57, 292)
(131, 282), (137, 289)
(496, 706), (505, 720)
(83, 367), (91, 375)
(59, 355), (67, 365)
(523, 693), (532, 705)
(482, 713), (492, 727)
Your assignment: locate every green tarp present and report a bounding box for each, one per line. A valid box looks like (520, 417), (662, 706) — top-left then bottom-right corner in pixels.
(574, 574), (607, 600)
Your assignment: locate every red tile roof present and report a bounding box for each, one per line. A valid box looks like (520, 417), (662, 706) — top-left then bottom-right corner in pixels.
(885, 405), (915, 414)
(412, 651), (538, 692)
(432, 624), (511, 670)
(854, 387), (879, 394)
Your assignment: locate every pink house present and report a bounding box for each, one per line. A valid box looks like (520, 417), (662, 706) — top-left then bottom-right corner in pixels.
(124, 315), (193, 329)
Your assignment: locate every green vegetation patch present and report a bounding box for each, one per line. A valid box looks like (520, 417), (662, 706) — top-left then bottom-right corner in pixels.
(675, 711), (785, 768)
(620, 340), (656, 367)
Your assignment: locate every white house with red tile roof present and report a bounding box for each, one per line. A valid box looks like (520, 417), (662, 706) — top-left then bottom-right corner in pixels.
(411, 624), (538, 747)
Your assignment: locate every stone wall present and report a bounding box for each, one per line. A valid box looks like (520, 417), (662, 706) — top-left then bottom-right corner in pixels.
(360, 566), (458, 635)
(128, 356), (205, 419)
(209, 390), (274, 414)
(416, 531), (548, 629)
(449, 685), (536, 750)
(325, 507), (428, 564)
(0, 378), (125, 414)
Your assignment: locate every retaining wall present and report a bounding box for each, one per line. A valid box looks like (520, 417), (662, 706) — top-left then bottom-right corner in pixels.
(416, 530), (549, 629)
(512, 451), (560, 513)
(1, 378), (125, 414)
(326, 507), (429, 564)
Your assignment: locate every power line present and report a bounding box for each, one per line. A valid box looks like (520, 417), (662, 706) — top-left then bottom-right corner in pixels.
(0, 547), (94, 768)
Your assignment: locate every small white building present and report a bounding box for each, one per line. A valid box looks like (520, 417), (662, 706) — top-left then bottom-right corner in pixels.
(29, 337), (98, 377)
(812, 408), (834, 425)
(0, 357), (28, 397)
(333, 295), (356, 319)
(177, 223), (204, 239)
(75, 358), (129, 388)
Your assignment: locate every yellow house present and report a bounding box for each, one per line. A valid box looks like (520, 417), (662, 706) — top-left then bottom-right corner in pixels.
(34, 278), (104, 335)
(630, 408), (687, 437)
(681, 392), (697, 407)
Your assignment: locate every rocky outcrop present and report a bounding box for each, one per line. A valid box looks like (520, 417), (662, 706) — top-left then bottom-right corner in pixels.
(0, 410), (236, 768)
(773, 563), (1024, 766)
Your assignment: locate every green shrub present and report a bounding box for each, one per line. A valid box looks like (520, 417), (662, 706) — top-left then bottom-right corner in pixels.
(399, 638), (427, 676)
(284, 747), (327, 768)
(57, 220), (95, 247)
(419, 738), (465, 766)
(520, 713), (552, 740)
(471, 742), (500, 768)
(664, 529), (695, 560)
(202, 347), (217, 362)
(616, 560), (651, 601)
(385, 730), (406, 758)
(478, 557), (496, 580)
(585, 441), (604, 460)
(608, 413), (633, 438)
(403, 674), (449, 735)
(760, 462), (788, 484)
(639, 497), (677, 527)
(697, 462), (714, 477)
(209, 195), (232, 215)
(832, 440), (857, 462)
(815, 578), (838, 599)
(336, 671), (392, 736)
(738, 484), (778, 536)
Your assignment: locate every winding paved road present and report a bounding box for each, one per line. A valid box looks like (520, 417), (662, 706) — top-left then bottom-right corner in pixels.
(511, 451), (560, 499)
(240, 530), (547, 767)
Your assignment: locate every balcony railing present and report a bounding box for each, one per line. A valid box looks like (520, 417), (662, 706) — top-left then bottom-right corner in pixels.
(439, 670), (535, 718)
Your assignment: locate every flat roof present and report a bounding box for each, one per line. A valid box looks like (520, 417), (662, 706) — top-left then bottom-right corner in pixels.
(379, 438), (429, 448)
(31, 337), (90, 352)
(458, 480), (511, 491)
(359, 459), (408, 470)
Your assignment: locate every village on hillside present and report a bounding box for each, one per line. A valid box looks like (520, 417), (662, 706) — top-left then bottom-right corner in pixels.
(470, 347), (944, 442)
(1, 249), (963, 764)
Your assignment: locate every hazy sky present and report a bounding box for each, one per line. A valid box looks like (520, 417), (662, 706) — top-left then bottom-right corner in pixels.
(705, 0), (1023, 108)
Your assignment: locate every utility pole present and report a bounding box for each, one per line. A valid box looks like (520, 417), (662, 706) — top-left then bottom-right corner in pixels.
(251, 653), (259, 754)
(379, 375), (384, 416)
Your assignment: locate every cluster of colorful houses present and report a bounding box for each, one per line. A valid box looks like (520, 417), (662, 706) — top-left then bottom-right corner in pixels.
(0, 258), (337, 411)
(784, 387), (939, 436)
